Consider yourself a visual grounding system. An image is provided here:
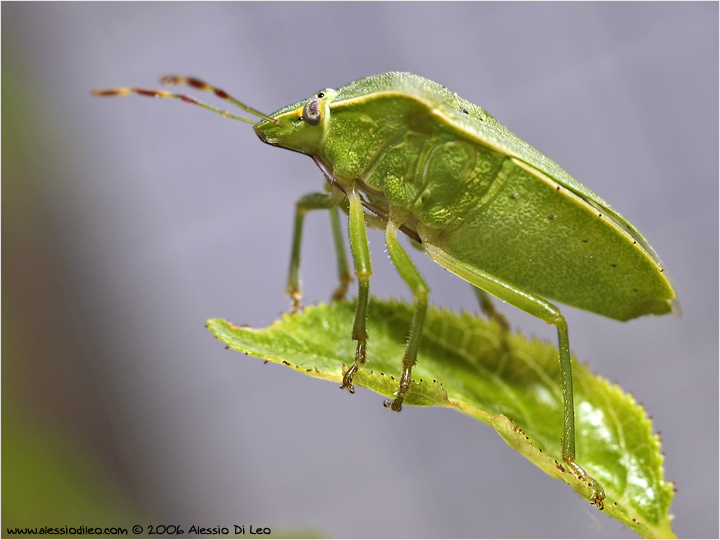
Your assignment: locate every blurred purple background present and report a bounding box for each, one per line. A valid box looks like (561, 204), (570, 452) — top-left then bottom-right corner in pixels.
(3, 3), (717, 537)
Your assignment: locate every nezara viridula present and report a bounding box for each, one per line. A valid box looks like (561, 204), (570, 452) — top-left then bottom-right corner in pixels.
(94, 72), (678, 508)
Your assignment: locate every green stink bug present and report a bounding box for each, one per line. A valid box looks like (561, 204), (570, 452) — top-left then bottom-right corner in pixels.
(93, 72), (677, 507)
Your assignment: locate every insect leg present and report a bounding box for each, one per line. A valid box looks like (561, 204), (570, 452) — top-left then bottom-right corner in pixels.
(328, 205), (353, 301)
(473, 287), (510, 331)
(335, 197), (390, 232)
(287, 187), (347, 313)
(340, 187), (373, 394)
(424, 243), (605, 508)
(383, 212), (429, 412)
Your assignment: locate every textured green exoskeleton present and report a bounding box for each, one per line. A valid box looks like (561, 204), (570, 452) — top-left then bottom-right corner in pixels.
(94, 72), (677, 508)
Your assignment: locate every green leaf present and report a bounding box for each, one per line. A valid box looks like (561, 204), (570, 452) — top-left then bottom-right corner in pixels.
(207, 298), (675, 538)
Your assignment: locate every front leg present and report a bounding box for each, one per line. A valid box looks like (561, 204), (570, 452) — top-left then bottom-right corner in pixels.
(340, 187), (373, 394)
(286, 186), (348, 313)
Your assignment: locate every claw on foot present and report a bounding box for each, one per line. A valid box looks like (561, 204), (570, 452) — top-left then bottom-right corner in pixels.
(589, 479), (606, 510)
(383, 398), (403, 412)
(566, 459), (606, 509)
(340, 364), (358, 393)
(340, 341), (367, 394)
(287, 289), (302, 314)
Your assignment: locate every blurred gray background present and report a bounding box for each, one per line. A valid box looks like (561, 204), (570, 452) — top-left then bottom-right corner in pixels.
(3, 3), (717, 538)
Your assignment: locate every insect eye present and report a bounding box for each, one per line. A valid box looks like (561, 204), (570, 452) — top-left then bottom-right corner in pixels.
(302, 98), (322, 126)
(317, 92), (325, 98)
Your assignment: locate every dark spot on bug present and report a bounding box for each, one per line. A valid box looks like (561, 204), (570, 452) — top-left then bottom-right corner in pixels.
(224, 345), (230, 350)
(556, 186), (561, 191)
(598, 212), (603, 217)
(633, 241), (637, 245)
(462, 108), (468, 114)
(186, 77), (205, 89)
(660, 268), (664, 272)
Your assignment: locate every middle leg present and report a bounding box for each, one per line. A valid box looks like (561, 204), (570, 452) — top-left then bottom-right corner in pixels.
(382, 210), (429, 412)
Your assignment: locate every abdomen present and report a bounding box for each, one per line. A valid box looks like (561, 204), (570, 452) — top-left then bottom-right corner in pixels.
(417, 156), (674, 321)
